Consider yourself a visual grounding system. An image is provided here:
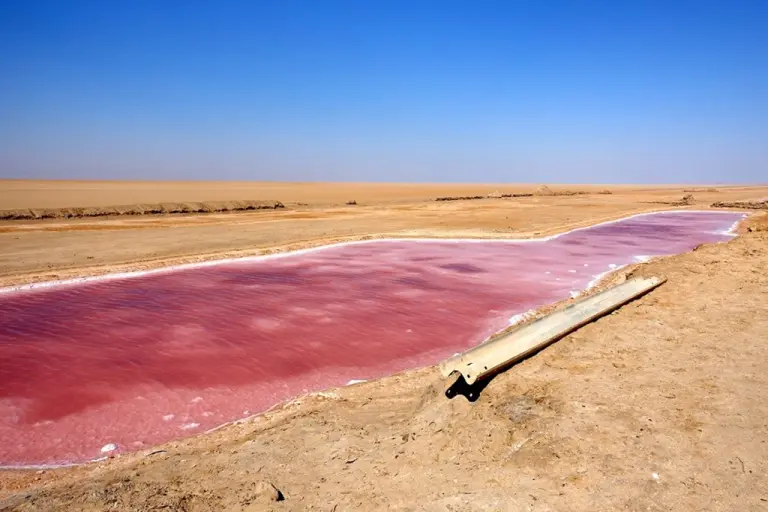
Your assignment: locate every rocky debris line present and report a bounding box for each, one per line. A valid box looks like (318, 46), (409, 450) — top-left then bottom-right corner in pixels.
(684, 188), (720, 193)
(0, 200), (285, 220)
(555, 190), (590, 196)
(712, 200), (768, 210)
(434, 192), (534, 202)
(597, 189), (613, 194)
(434, 195), (485, 201)
(434, 186), (595, 201)
(433, 184), (597, 202)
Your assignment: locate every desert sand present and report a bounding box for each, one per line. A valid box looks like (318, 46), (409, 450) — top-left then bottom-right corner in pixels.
(1, 181), (767, 511)
(0, 179), (704, 210)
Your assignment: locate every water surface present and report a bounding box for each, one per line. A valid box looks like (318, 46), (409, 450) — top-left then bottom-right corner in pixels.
(0, 210), (743, 465)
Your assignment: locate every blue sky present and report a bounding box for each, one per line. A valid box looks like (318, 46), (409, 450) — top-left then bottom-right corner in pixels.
(1, 1), (766, 183)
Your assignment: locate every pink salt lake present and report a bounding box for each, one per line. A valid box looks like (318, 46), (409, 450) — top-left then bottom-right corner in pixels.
(0, 210), (744, 466)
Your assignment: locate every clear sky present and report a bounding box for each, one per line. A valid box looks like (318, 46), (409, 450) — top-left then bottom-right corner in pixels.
(1, 1), (766, 183)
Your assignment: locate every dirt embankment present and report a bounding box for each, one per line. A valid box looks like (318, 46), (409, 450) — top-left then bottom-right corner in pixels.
(433, 193), (536, 201)
(434, 195), (487, 201)
(533, 185), (592, 197)
(711, 200), (768, 210)
(0, 200), (285, 221)
(647, 194), (697, 206)
(434, 185), (595, 202)
(2, 215), (767, 511)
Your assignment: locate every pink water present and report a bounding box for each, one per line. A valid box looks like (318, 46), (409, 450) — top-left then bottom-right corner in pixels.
(0, 211), (743, 466)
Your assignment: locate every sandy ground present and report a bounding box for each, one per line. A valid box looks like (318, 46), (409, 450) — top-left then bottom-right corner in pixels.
(1, 181), (768, 511)
(0, 180), (717, 210)
(1, 182), (765, 288)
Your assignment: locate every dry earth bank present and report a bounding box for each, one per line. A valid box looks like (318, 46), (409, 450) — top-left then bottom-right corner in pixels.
(1, 183), (766, 287)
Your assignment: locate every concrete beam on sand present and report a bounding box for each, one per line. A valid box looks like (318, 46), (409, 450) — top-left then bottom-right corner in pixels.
(441, 276), (666, 396)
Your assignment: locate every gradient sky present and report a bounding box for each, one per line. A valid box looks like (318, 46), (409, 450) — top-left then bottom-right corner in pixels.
(1, 1), (766, 183)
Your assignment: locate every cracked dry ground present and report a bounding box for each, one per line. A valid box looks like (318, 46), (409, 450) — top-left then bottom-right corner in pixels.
(2, 215), (768, 511)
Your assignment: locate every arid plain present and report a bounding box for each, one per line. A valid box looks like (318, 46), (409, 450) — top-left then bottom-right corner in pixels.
(1, 180), (767, 511)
